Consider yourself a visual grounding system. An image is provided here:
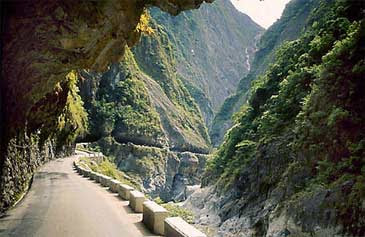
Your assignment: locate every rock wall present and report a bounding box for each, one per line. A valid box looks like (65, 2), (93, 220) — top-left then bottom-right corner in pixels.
(188, 1), (365, 236)
(0, 0), (213, 214)
(185, 136), (350, 237)
(0, 134), (62, 212)
(150, 0), (263, 122)
(79, 22), (211, 153)
(97, 137), (208, 202)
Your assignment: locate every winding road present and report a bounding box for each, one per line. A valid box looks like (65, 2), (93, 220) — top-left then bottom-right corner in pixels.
(0, 153), (159, 237)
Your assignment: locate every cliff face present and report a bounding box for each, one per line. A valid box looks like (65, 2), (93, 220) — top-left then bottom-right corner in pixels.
(77, 17), (211, 198)
(151, 0), (263, 123)
(188, 0), (365, 236)
(210, 0), (317, 146)
(78, 1), (263, 203)
(0, 0), (213, 213)
(79, 18), (210, 153)
(98, 138), (208, 202)
(79, 0), (263, 152)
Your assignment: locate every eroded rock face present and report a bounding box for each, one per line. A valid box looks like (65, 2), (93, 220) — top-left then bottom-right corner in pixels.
(0, 0), (213, 213)
(78, 36), (211, 153)
(0, 136), (57, 212)
(183, 137), (359, 237)
(185, 185), (352, 237)
(2, 0), (213, 133)
(151, 0), (263, 122)
(97, 137), (208, 201)
(148, 0), (214, 15)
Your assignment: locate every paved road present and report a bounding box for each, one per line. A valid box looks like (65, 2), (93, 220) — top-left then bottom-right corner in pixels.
(0, 154), (159, 237)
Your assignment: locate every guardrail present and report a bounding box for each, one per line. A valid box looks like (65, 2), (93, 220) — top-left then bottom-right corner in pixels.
(74, 161), (206, 237)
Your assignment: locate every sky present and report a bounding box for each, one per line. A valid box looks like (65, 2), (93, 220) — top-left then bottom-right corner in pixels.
(230, 0), (291, 29)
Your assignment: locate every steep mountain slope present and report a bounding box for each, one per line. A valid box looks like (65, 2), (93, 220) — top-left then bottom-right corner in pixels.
(79, 0), (263, 153)
(187, 0), (365, 236)
(210, 0), (317, 146)
(79, 19), (210, 153)
(151, 0), (263, 124)
(78, 18), (212, 202)
(78, 1), (263, 203)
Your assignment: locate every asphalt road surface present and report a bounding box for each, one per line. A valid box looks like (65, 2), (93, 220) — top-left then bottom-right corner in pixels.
(0, 154), (159, 237)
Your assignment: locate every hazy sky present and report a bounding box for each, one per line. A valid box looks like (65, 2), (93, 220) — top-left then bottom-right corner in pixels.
(230, 0), (291, 29)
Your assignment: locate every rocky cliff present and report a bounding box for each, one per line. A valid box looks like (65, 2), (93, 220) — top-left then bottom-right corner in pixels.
(210, 0), (317, 146)
(78, 1), (263, 204)
(0, 0), (213, 213)
(187, 0), (365, 236)
(97, 137), (208, 202)
(79, 0), (263, 155)
(79, 18), (210, 154)
(77, 17), (213, 202)
(151, 0), (263, 123)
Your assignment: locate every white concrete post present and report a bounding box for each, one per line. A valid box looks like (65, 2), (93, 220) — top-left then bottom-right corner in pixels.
(118, 184), (134, 200)
(129, 190), (145, 213)
(142, 201), (169, 235)
(164, 217), (206, 237)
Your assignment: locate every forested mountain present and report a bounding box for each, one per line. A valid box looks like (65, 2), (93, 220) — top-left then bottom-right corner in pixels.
(76, 1), (262, 201)
(151, 0), (263, 124)
(2, 0), (364, 236)
(210, 0), (318, 146)
(79, 18), (210, 153)
(79, 0), (262, 152)
(187, 0), (365, 236)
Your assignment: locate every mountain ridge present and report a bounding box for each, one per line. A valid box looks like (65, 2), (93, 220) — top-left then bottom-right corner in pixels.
(210, 0), (318, 146)
(189, 0), (365, 236)
(151, 0), (263, 124)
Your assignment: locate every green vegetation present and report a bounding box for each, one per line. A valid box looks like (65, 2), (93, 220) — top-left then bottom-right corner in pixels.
(136, 10), (154, 35)
(150, 0), (263, 120)
(26, 70), (88, 152)
(133, 19), (210, 147)
(154, 197), (194, 223)
(86, 47), (165, 146)
(210, 0), (320, 146)
(80, 155), (194, 223)
(82, 17), (210, 152)
(207, 0), (365, 235)
(56, 71), (88, 150)
(79, 156), (140, 190)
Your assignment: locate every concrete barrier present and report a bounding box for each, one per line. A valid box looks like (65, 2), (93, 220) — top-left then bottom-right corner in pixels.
(100, 175), (111, 187)
(164, 217), (206, 237)
(80, 168), (86, 176)
(129, 190), (145, 213)
(118, 184), (134, 200)
(109, 179), (121, 193)
(85, 170), (91, 177)
(98, 174), (104, 183)
(94, 172), (102, 181)
(95, 173), (103, 183)
(84, 170), (91, 178)
(89, 171), (97, 181)
(74, 159), (206, 237)
(142, 201), (169, 235)
(79, 167), (91, 178)
(106, 178), (115, 188)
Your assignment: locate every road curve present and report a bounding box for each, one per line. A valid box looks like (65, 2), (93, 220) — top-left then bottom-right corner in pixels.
(0, 154), (159, 237)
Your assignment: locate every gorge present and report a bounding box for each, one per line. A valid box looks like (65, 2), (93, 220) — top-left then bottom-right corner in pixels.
(1, 0), (364, 237)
